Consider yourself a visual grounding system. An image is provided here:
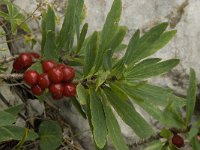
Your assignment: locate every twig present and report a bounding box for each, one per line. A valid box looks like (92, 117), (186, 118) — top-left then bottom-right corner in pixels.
(0, 55), (18, 64)
(0, 73), (23, 80)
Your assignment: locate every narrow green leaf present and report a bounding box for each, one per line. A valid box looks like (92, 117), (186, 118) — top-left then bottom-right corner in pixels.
(96, 71), (110, 90)
(75, 0), (84, 42)
(0, 126), (38, 142)
(103, 26), (127, 70)
(77, 23), (88, 53)
(43, 31), (57, 60)
(186, 68), (197, 125)
(56, 0), (77, 51)
(0, 111), (16, 126)
(41, 12), (47, 53)
(124, 23), (170, 65)
(90, 88), (107, 148)
(76, 83), (88, 105)
(71, 97), (87, 119)
(104, 87), (154, 138)
(191, 137), (200, 150)
(95, 0), (122, 71)
(125, 59), (179, 80)
(123, 29), (140, 64)
(0, 11), (9, 18)
(83, 31), (98, 76)
(5, 104), (24, 116)
(39, 120), (62, 150)
(103, 103), (128, 150)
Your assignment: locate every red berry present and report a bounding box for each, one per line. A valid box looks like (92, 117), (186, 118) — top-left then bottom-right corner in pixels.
(38, 73), (50, 89)
(18, 53), (33, 69)
(63, 83), (76, 97)
(31, 84), (44, 96)
(48, 67), (63, 83)
(42, 60), (56, 73)
(172, 134), (184, 148)
(29, 52), (40, 59)
(23, 70), (39, 86)
(49, 83), (64, 100)
(57, 64), (67, 69)
(62, 66), (75, 82)
(13, 58), (23, 71)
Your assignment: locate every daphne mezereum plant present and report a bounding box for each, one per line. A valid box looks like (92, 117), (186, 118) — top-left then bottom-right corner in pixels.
(0, 0), (199, 150)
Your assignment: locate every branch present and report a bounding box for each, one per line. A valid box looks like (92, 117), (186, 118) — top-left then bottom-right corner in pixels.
(0, 55), (18, 64)
(0, 73), (23, 80)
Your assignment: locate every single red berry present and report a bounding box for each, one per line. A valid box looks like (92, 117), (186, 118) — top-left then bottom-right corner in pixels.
(42, 60), (57, 73)
(57, 63), (67, 69)
(62, 66), (75, 82)
(38, 73), (50, 89)
(48, 67), (63, 83)
(23, 70), (39, 86)
(13, 58), (24, 71)
(31, 84), (44, 96)
(18, 53), (33, 69)
(63, 83), (76, 97)
(172, 134), (184, 148)
(49, 83), (64, 100)
(29, 52), (40, 59)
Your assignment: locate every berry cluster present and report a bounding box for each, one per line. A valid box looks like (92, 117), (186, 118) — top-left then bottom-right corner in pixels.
(23, 60), (76, 100)
(172, 134), (184, 148)
(13, 52), (40, 71)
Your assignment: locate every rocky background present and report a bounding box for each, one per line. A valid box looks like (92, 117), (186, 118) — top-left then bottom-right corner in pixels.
(0, 0), (200, 149)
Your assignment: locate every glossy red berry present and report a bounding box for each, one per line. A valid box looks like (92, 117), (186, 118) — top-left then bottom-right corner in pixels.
(48, 67), (63, 83)
(42, 60), (57, 73)
(18, 53), (33, 69)
(172, 134), (184, 148)
(23, 70), (39, 86)
(13, 58), (23, 71)
(31, 84), (44, 96)
(38, 73), (50, 89)
(62, 66), (75, 82)
(57, 63), (67, 69)
(49, 83), (64, 100)
(63, 83), (76, 97)
(29, 52), (40, 59)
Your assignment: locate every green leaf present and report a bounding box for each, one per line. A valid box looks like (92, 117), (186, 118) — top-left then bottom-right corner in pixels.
(56, 0), (78, 51)
(90, 88), (107, 148)
(103, 26), (127, 70)
(144, 140), (163, 150)
(125, 59), (179, 80)
(103, 103), (128, 150)
(39, 120), (62, 150)
(71, 97), (87, 119)
(186, 68), (197, 125)
(160, 128), (172, 139)
(1, 2), (31, 34)
(123, 29), (140, 64)
(123, 23), (175, 65)
(29, 61), (43, 74)
(83, 31), (98, 76)
(104, 87), (154, 138)
(95, 0), (122, 71)
(191, 137), (200, 150)
(5, 104), (24, 116)
(0, 111), (16, 126)
(76, 23), (88, 53)
(76, 83), (88, 105)
(96, 71), (110, 90)
(0, 126), (38, 142)
(43, 31), (57, 60)
(160, 101), (185, 128)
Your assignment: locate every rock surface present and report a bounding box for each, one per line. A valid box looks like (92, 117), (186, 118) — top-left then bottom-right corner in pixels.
(1, 0), (199, 149)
